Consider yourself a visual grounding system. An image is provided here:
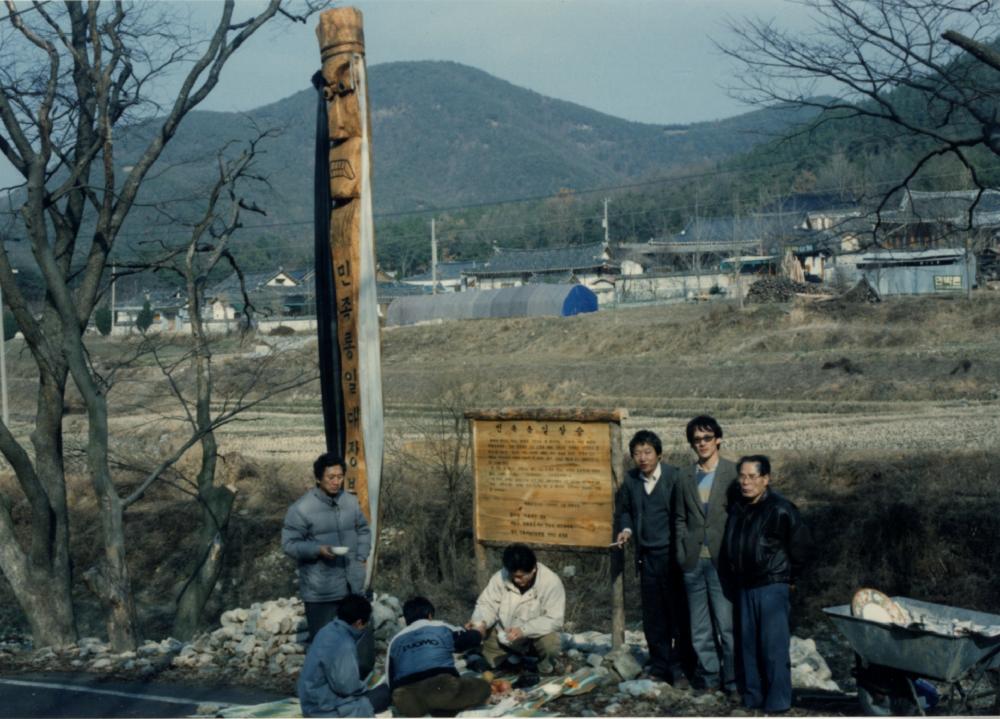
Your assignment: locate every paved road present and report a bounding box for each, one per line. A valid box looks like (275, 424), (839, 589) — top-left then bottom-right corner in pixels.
(0, 672), (287, 718)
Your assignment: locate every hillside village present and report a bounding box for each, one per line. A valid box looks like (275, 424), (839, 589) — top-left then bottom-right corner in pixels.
(112, 188), (1000, 334)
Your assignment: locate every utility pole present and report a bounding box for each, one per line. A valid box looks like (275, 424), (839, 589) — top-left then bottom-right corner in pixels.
(602, 198), (609, 246)
(111, 263), (117, 334)
(966, 235), (973, 302)
(431, 218), (438, 295)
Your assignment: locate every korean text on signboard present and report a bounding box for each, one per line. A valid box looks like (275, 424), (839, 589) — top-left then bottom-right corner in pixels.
(472, 419), (614, 548)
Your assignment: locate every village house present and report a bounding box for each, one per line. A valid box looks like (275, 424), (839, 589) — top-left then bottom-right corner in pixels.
(207, 268), (316, 319)
(874, 189), (1000, 251)
(461, 241), (628, 304)
(401, 260), (483, 292)
(375, 280), (426, 317)
(112, 287), (185, 334)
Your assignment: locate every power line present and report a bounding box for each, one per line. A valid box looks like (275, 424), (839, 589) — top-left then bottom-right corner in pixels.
(105, 131), (984, 243)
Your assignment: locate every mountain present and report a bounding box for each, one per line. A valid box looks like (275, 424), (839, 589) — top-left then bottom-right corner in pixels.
(120, 61), (819, 224)
(0, 61), (820, 279)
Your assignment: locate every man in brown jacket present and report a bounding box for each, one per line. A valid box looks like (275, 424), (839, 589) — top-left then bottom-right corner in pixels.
(673, 416), (740, 696)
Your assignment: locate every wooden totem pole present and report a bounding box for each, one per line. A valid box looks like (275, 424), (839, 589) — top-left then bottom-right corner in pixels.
(314, 7), (383, 587)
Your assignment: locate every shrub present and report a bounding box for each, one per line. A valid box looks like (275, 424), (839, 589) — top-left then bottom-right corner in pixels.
(136, 300), (154, 332)
(95, 306), (112, 336)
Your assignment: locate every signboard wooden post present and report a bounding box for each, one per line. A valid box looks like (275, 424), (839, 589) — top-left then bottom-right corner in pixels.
(467, 408), (628, 647)
(315, 8), (383, 587)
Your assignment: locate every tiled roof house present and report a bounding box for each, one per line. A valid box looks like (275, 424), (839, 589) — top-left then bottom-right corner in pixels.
(464, 242), (618, 297)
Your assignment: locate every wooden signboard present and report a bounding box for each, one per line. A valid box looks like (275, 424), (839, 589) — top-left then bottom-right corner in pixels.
(467, 408), (628, 647)
(471, 417), (614, 548)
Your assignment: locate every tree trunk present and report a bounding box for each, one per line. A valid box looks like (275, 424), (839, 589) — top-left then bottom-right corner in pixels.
(82, 548), (138, 651)
(17, 363), (78, 647)
(80, 384), (139, 651)
(173, 484), (235, 639)
(15, 574), (76, 648)
(0, 527), (77, 647)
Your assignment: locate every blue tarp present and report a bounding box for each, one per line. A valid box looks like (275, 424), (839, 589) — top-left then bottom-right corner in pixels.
(385, 284), (598, 326)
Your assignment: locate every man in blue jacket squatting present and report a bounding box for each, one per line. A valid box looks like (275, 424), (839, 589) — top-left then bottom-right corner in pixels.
(298, 594), (391, 717)
(386, 596), (491, 717)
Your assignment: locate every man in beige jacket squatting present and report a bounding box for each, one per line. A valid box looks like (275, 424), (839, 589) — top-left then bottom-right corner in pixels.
(466, 544), (566, 675)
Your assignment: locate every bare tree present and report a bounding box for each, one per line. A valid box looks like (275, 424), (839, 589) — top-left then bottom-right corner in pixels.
(112, 132), (316, 638)
(381, 385), (474, 591)
(722, 0), (1000, 218)
(0, 1), (324, 650)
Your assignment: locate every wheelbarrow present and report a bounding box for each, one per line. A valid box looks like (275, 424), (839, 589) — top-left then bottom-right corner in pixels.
(823, 596), (1000, 715)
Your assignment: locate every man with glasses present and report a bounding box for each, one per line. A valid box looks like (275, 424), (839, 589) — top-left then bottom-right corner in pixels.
(674, 416), (740, 698)
(466, 544), (565, 675)
(723, 455), (811, 714)
(615, 430), (692, 687)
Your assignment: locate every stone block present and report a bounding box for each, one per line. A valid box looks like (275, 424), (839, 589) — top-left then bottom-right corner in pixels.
(617, 679), (661, 698)
(137, 641), (160, 657)
(607, 647), (642, 681)
(234, 636), (256, 657)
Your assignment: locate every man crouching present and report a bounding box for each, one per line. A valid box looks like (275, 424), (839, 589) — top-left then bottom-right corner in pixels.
(298, 594), (390, 717)
(466, 544), (565, 675)
(387, 596), (491, 717)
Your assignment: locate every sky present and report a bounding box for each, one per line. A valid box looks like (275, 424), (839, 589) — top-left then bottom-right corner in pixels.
(204, 0), (815, 124)
(0, 0), (820, 188)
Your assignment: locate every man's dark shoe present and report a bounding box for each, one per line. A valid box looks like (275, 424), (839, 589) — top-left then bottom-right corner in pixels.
(640, 669), (669, 683)
(465, 655), (492, 674)
(670, 675), (692, 691)
(537, 657), (565, 675)
(513, 672), (540, 689)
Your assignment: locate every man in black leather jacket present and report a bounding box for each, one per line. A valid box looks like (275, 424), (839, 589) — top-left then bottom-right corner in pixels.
(723, 455), (810, 713)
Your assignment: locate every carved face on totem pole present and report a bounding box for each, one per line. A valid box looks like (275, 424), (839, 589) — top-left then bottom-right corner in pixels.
(317, 5), (366, 203)
(322, 56), (362, 201)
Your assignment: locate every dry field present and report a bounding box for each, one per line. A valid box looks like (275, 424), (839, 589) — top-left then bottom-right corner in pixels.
(1, 291), (999, 640)
(212, 292), (1000, 465)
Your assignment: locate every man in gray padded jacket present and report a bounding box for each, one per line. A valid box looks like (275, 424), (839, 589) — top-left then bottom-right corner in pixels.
(283, 453), (373, 672)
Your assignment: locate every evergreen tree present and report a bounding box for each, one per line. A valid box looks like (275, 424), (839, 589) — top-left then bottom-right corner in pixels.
(136, 300), (154, 333)
(95, 307), (112, 336)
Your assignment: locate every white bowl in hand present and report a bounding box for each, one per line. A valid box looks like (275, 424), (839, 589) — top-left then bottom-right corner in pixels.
(331, 546), (350, 556)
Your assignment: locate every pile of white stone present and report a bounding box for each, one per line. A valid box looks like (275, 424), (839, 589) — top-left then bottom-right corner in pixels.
(562, 630), (839, 693)
(7, 594), (405, 681)
(789, 636), (840, 692)
(0, 638), (30, 660)
(172, 597), (310, 676)
(24, 636), (183, 676)
(172, 594), (404, 678)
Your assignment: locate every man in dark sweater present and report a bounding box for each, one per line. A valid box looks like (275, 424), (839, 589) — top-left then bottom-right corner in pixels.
(614, 430), (692, 687)
(387, 597), (490, 717)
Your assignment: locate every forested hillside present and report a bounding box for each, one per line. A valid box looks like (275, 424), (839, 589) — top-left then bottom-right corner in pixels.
(46, 61), (820, 279)
(9, 53), (995, 284)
